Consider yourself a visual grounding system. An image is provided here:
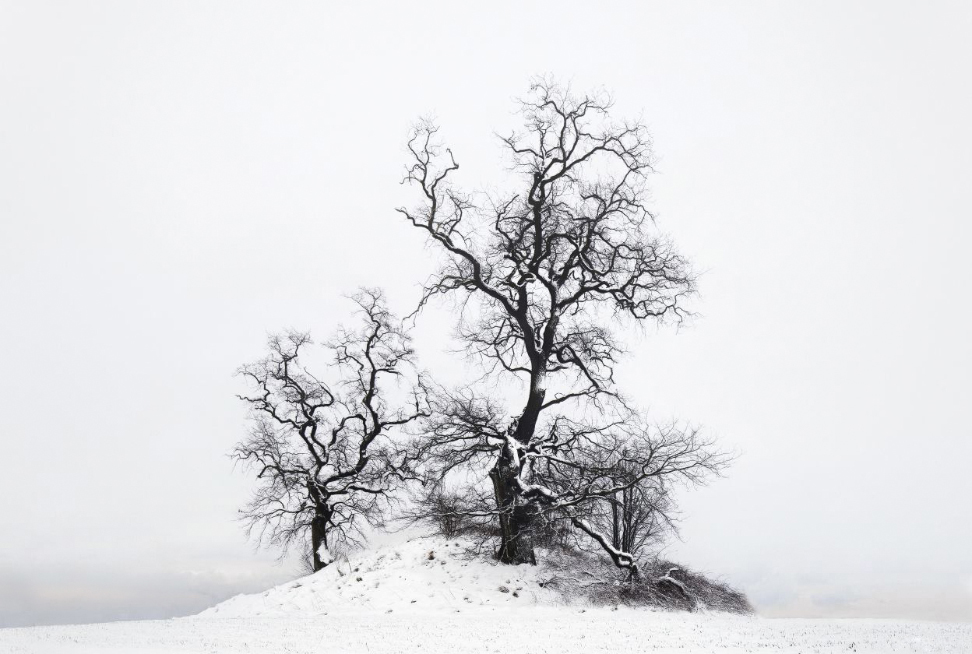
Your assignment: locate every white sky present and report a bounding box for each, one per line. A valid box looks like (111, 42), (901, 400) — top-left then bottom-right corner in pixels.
(1, 1), (970, 627)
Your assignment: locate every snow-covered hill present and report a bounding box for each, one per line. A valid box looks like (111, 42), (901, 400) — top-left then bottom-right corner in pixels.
(201, 536), (565, 617)
(200, 534), (751, 618)
(2, 537), (970, 653)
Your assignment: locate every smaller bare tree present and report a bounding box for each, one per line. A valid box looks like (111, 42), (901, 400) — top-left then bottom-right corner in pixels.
(586, 460), (675, 564)
(234, 289), (429, 571)
(522, 413), (725, 579)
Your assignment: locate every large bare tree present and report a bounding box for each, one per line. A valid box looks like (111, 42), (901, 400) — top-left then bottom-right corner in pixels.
(234, 289), (429, 571)
(398, 79), (722, 568)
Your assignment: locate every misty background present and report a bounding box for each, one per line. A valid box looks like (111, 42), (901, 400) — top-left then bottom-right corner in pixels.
(1, 1), (970, 627)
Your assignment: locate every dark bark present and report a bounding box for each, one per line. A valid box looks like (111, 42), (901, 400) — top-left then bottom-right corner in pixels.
(491, 374), (546, 563)
(490, 457), (537, 564)
(512, 373), (546, 442)
(509, 502), (538, 564)
(310, 509), (329, 572)
(489, 466), (514, 559)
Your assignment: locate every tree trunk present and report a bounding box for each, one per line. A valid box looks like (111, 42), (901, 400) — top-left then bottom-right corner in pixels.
(490, 458), (537, 565)
(310, 510), (329, 572)
(611, 496), (621, 550)
(489, 371), (547, 565)
(512, 372), (546, 444)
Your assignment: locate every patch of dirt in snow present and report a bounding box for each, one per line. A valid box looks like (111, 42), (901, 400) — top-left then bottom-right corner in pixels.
(199, 536), (565, 617)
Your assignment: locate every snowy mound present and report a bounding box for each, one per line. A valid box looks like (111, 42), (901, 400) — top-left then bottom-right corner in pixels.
(9, 538), (971, 653)
(200, 536), (565, 617)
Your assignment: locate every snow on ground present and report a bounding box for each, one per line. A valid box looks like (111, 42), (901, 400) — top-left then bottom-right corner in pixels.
(2, 537), (969, 653)
(201, 535), (564, 617)
(2, 611), (970, 654)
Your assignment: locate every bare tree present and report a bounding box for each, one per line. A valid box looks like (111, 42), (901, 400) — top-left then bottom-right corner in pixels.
(398, 78), (722, 568)
(595, 466), (674, 563)
(234, 289), (429, 571)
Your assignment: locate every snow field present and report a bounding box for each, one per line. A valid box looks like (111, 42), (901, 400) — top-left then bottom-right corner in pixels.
(2, 538), (968, 653)
(1, 611), (969, 654)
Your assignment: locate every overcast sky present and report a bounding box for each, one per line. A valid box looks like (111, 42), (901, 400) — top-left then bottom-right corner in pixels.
(1, 1), (970, 628)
